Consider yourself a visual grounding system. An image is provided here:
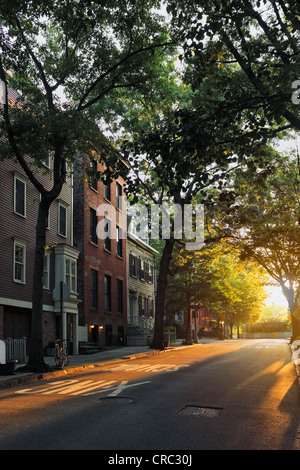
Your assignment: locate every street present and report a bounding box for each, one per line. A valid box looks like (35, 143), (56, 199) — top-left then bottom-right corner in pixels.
(0, 339), (300, 452)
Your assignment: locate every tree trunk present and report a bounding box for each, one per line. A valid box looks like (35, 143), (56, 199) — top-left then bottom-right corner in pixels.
(151, 238), (175, 349)
(22, 198), (51, 372)
(280, 282), (300, 343)
(184, 301), (192, 344)
(289, 307), (300, 344)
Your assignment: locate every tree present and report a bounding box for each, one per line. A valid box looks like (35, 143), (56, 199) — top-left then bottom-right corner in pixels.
(121, 86), (243, 348)
(166, 239), (267, 340)
(167, 0), (300, 133)
(0, 0), (173, 371)
(214, 151), (300, 342)
(166, 246), (217, 343)
(165, 0), (300, 340)
(120, 29), (286, 349)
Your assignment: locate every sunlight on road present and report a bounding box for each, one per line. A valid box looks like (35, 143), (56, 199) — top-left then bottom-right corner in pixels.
(239, 360), (286, 388)
(239, 358), (295, 409)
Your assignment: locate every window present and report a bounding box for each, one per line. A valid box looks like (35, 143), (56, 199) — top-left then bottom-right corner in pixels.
(144, 262), (149, 281)
(43, 253), (50, 289)
(149, 265), (154, 283)
(65, 258), (76, 293)
(90, 160), (98, 190)
(129, 253), (137, 277)
(104, 274), (111, 311)
(116, 182), (122, 210)
(90, 208), (98, 244)
(13, 241), (26, 284)
(117, 279), (123, 314)
(43, 156), (50, 168)
(138, 258), (145, 280)
(116, 226), (122, 257)
(138, 296), (146, 316)
(150, 299), (154, 317)
(104, 183), (111, 201)
(144, 262), (154, 283)
(14, 175), (26, 217)
(104, 218), (111, 251)
(58, 203), (67, 237)
(90, 269), (98, 309)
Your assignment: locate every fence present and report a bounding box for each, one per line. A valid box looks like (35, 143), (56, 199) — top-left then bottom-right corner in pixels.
(164, 328), (177, 344)
(4, 338), (27, 363)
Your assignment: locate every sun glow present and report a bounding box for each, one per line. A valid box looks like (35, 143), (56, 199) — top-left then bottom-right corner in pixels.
(265, 286), (288, 307)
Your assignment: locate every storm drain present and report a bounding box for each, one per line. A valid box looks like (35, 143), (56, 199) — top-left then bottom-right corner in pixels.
(97, 397), (134, 404)
(178, 405), (223, 418)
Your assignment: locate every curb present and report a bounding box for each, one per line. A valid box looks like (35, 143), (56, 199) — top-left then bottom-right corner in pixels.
(0, 344), (189, 389)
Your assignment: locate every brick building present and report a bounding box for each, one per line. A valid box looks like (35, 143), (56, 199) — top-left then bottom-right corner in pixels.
(73, 158), (127, 348)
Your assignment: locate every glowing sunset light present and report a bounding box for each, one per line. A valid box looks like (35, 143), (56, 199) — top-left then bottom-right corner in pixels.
(265, 286), (288, 307)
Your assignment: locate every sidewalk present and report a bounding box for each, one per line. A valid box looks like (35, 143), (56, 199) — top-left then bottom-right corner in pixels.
(0, 339), (215, 388)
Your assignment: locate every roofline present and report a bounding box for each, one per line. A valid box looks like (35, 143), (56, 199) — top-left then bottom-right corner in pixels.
(127, 231), (159, 255)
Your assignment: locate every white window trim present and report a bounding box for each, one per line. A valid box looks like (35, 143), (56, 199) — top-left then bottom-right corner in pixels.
(14, 174), (26, 218)
(58, 201), (68, 238)
(116, 182), (122, 211)
(65, 257), (77, 294)
(13, 239), (26, 284)
(42, 156), (50, 169)
(43, 252), (51, 290)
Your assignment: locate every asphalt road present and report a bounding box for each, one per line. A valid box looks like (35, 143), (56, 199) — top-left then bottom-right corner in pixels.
(0, 338), (300, 452)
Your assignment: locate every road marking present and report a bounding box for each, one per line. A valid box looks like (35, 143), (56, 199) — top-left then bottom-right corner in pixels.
(105, 380), (151, 397)
(15, 379), (151, 397)
(82, 380), (151, 397)
(15, 379), (117, 396)
(107, 363), (189, 373)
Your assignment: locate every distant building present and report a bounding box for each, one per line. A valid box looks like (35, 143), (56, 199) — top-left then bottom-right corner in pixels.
(126, 218), (157, 346)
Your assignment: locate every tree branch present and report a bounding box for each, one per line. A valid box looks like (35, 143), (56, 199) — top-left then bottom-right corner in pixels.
(77, 41), (174, 111)
(0, 59), (46, 195)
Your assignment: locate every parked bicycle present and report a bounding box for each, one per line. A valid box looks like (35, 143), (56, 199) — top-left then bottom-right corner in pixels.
(55, 339), (69, 368)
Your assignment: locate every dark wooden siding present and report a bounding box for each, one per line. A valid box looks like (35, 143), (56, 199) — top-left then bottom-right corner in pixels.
(0, 157), (73, 306)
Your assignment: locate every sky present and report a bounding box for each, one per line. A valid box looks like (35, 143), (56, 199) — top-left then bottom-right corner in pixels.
(265, 285), (288, 307)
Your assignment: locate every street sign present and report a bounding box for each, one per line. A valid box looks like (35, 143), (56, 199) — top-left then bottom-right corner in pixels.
(53, 281), (70, 302)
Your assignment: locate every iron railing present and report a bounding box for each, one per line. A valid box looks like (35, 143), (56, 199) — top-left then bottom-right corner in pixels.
(4, 338), (27, 363)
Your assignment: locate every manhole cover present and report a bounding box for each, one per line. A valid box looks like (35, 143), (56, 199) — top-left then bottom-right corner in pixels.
(178, 405), (222, 418)
(97, 397), (134, 404)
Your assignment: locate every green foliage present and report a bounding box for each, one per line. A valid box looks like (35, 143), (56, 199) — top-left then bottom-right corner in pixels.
(0, 0), (174, 369)
(246, 319), (291, 333)
(167, 0), (300, 132)
(0, 0), (173, 167)
(166, 239), (268, 328)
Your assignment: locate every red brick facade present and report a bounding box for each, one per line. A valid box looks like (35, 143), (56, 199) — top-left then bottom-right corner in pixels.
(73, 159), (127, 347)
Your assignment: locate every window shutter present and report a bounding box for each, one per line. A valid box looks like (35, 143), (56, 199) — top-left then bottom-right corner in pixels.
(129, 253), (133, 276)
(137, 258), (142, 279)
